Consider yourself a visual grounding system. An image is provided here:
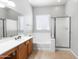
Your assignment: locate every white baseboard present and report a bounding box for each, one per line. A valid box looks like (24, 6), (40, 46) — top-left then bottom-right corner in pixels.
(56, 48), (70, 51)
(56, 48), (78, 59)
(70, 49), (78, 59)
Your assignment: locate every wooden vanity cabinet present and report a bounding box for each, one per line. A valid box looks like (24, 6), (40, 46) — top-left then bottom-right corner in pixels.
(17, 38), (33, 59)
(0, 38), (33, 59)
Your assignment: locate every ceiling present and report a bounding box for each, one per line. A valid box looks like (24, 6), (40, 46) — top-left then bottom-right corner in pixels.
(28, 0), (68, 7)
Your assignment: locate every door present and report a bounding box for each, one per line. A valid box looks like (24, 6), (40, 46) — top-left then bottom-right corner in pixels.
(0, 19), (3, 38)
(55, 17), (70, 48)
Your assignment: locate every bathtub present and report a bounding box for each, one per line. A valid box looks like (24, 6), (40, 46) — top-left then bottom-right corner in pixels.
(33, 32), (55, 51)
(33, 39), (55, 52)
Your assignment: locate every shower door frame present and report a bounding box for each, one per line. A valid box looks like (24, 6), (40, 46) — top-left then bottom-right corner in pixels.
(51, 16), (71, 48)
(0, 18), (6, 37)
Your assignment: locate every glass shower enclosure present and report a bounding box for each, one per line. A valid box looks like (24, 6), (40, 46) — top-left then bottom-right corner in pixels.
(51, 16), (71, 48)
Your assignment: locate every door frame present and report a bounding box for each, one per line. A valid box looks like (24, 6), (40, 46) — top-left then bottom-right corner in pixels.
(51, 16), (71, 48)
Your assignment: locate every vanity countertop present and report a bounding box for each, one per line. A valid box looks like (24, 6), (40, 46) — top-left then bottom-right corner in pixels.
(0, 36), (33, 55)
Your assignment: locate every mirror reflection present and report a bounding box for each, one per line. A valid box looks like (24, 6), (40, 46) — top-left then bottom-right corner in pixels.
(0, 7), (22, 38)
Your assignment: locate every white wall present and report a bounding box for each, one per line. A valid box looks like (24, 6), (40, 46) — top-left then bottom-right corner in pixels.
(10, 0), (32, 15)
(33, 6), (65, 17)
(33, 6), (65, 50)
(65, 0), (78, 56)
(12, 0), (33, 34)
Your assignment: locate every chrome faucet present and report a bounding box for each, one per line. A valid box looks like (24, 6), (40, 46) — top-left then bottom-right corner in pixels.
(15, 36), (21, 40)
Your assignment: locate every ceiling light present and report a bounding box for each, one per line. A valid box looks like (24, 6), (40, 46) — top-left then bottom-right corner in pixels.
(7, 1), (16, 7)
(0, 0), (9, 3)
(57, 0), (61, 2)
(0, 3), (5, 8)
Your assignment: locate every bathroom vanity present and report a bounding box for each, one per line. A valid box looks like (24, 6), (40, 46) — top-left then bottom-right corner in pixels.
(0, 36), (33, 59)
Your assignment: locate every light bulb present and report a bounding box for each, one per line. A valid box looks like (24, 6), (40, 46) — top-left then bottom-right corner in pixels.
(8, 1), (16, 7)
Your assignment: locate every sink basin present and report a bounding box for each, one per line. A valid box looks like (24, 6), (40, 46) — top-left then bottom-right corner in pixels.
(0, 37), (14, 43)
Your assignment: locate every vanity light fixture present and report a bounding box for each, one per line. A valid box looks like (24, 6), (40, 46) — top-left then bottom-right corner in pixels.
(7, 1), (16, 7)
(0, 0), (16, 8)
(0, 0), (9, 3)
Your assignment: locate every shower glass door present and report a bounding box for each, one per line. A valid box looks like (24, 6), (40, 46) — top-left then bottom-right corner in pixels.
(0, 19), (3, 38)
(55, 17), (71, 48)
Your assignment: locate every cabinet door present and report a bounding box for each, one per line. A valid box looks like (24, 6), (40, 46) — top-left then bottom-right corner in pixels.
(18, 43), (27, 59)
(28, 39), (32, 56)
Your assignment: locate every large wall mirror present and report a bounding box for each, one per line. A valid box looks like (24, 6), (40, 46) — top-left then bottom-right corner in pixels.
(0, 7), (22, 38)
(6, 19), (18, 37)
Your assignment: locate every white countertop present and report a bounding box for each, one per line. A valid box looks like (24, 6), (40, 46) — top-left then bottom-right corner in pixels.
(0, 36), (33, 55)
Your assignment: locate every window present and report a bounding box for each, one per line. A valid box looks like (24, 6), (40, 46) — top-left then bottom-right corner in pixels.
(34, 15), (50, 32)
